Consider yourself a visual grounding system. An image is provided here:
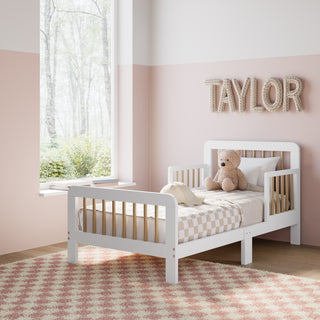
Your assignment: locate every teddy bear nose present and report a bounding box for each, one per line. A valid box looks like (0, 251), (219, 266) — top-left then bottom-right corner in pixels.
(221, 162), (225, 167)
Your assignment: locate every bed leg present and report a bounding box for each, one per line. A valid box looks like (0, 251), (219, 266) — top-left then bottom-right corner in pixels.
(241, 231), (252, 265)
(68, 239), (78, 264)
(166, 256), (178, 284)
(290, 224), (300, 245)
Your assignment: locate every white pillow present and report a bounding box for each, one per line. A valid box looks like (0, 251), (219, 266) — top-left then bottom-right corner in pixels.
(240, 166), (261, 185)
(246, 183), (264, 192)
(160, 182), (204, 205)
(239, 157), (280, 187)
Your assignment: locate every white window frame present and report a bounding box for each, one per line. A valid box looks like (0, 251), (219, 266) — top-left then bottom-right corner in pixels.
(109, 0), (118, 182)
(40, 0), (118, 191)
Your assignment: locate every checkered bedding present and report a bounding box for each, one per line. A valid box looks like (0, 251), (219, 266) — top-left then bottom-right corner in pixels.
(79, 189), (264, 244)
(177, 200), (242, 243)
(176, 189), (264, 243)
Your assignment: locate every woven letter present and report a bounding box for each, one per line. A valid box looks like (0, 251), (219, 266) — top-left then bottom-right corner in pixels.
(283, 76), (303, 112)
(232, 78), (250, 112)
(218, 79), (236, 112)
(262, 78), (283, 112)
(250, 78), (265, 112)
(205, 79), (222, 112)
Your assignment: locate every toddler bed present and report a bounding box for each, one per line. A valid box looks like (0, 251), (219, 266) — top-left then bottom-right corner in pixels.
(68, 140), (300, 284)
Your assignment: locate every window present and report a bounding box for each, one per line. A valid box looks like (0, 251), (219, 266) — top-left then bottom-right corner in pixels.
(40, 0), (116, 186)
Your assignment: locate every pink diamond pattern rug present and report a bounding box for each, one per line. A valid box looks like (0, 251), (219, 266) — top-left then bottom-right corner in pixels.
(0, 246), (320, 320)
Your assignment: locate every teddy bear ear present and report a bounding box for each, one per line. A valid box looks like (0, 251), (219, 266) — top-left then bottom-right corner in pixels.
(235, 150), (242, 157)
(217, 149), (224, 155)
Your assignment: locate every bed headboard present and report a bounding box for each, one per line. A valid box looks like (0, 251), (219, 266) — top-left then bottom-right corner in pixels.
(169, 140), (300, 218)
(168, 140), (300, 193)
(204, 140), (300, 177)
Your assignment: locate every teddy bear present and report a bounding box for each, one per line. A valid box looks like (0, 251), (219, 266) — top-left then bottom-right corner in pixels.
(204, 149), (247, 192)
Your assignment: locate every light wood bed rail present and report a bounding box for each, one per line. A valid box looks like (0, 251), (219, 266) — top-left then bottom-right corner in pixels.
(168, 164), (209, 188)
(81, 198), (160, 243)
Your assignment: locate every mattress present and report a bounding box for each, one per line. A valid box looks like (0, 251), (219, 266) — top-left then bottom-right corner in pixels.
(78, 189), (264, 244)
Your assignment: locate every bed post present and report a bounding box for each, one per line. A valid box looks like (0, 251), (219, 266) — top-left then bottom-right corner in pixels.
(204, 141), (213, 178)
(290, 143), (301, 246)
(290, 224), (300, 245)
(165, 198), (178, 284)
(68, 191), (78, 264)
(241, 230), (253, 265)
(166, 254), (178, 284)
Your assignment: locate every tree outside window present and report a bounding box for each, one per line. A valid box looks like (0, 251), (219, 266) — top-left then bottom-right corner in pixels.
(40, 0), (114, 183)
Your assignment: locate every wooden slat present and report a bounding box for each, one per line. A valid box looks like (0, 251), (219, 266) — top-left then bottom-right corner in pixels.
(197, 168), (200, 187)
(112, 201), (116, 236)
(181, 170), (184, 183)
(154, 205), (159, 243)
(253, 150), (256, 158)
(144, 204), (148, 241)
(281, 175), (285, 212)
(271, 151), (275, 157)
(175, 171), (178, 182)
(270, 177), (275, 215)
(133, 203), (137, 240)
(244, 150), (247, 157)
(262, 150), (265, 158)
(92, 199), (96, 233)
(192, 169), (195, 188)
(285, 175), (290, 211)
(290, 174), (294, 210)
(102, 200), (106, 235)
(187, 169), (190, 187)
(83, 198), (87, 232)
(275, 176), (280, 214)
(281, 151), (284, 170)
(122, 202), (126, 238)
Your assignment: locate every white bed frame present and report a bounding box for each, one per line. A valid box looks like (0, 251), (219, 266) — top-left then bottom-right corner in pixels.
(68, 140), (300, 284)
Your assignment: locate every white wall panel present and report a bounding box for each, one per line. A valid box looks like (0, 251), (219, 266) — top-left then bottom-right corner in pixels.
(118, 0), (133, 65)
(119, 0), (151, 66)
(133, 0), (151, 65)
(151, 0), (320, 65)
(0, 0), (39, 53)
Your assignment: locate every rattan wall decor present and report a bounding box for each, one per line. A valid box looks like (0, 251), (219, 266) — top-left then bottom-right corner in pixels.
(205, 77), (303, 112)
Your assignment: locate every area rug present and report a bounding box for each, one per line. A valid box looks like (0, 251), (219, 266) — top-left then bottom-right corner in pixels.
(0, 246), (319, 320)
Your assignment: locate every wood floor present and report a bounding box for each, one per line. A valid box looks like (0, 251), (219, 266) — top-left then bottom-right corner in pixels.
(1, 239), (319, 280)
(191, 239), (320, 280)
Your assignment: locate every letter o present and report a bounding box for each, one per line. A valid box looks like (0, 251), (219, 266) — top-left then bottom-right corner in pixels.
(262, 78), (283, 112)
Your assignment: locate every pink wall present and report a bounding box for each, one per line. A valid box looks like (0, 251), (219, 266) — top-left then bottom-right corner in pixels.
(149, 54), (320, 247)
(0, 50), (68, 255)
(132, 65), (150, 191)
(118, 65), (133, 183)
(0, 55), (150, 255)
(118, 64), (150, 191)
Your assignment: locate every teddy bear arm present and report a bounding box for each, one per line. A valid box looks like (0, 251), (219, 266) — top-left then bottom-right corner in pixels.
(213, 171), (220, 182)
(237, 169), (247, 190)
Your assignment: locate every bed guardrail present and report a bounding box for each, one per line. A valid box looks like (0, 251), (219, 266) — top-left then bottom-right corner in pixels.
(81, 198), (160, 243)
(264, 168), (300, 221)
(168, 164), (209, 188)
(69, 186), (178, 243)
(68, 186), (180, 283)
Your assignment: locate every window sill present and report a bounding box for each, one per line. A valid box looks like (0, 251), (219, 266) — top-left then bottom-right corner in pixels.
(39, 181), (136, 197)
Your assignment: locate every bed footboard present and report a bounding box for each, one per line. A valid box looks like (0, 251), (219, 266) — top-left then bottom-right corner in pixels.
(68, 186), (179, 283)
